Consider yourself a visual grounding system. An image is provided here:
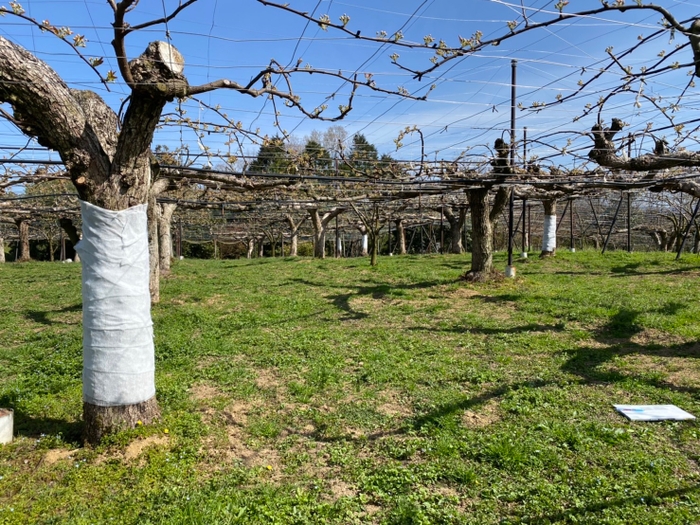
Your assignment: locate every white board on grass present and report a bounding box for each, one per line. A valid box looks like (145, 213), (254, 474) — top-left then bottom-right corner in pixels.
(613, 404), (696, 421)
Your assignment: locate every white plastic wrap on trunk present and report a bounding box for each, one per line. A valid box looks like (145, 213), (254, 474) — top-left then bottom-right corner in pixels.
(542, 214), (557, 253)
(75, 201), (155, 407)
(362, 234), (368, 253)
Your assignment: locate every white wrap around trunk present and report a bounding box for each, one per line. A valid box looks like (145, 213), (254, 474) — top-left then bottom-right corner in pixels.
(362, 234), (368, 254)
(75, 201), (155, 407)
(542, 214), (557, 253)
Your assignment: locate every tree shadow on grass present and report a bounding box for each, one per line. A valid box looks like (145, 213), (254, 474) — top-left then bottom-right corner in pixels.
(289, 278), (442, 320)
(522, 484), (700, 524)
(559, 305), (700, 396)
(309, 379), (553, 443)
(409, 323), (565, 335)
(23, 303), (82, 326)
(609, 266), (700, 277)
(0, 396), (83, 444)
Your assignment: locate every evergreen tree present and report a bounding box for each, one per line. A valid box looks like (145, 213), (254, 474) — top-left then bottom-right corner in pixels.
(302, 139), (332, 174)
(248, 136), (292, 174)
(347, 133), (378, 174)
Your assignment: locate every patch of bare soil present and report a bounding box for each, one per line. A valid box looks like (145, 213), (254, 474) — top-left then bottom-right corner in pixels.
(629, 329), (689, 347)
(204, 294), (227, 306)
(124, 435), (169, 461)
(190, 383), (225, 401)
(618, 354), (700, 390)
(328, 479), (356, 499)
(448, 287), (484, 300)
(376, 389), (413, 418)
(255, 368), (282, 390)
(461, 399), (501, 428)
(42, 448), (78, 465)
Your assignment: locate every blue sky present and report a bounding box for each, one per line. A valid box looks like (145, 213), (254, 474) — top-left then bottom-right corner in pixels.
(1, 0), (700, 170)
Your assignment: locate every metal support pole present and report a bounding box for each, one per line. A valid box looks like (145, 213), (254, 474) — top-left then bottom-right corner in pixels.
(556, 200), (570, 233)
(440, 205), (444, 254)
(388, 215), (392, 255)
(676, 198), (700, 260)
(521, 200), (527, 257)
(602, 194), (624, 254)
(570, 199), (575, 251)
(507, 188), (514, 268)
(510, 60), (517, 169)
(527, 204), (531, 252)
(627, 193), (632, 252)
(506, 59), (517, 277)
(178, 219), (183, 258)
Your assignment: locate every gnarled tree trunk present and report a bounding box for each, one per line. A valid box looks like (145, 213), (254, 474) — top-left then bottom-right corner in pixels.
(148, 194), (161, 303)
(15, 219), (31, 262)
(394, 218), (406, 255)
(158, 203), (177, 275)
(247, 238), (255, 259)
(442, 206), (467, 254)
(309, 208), (344, 259)
(465, 187), (509, 280)
(285, 214), (305, 257)
(466, 189), (493, 278)
(0, 36), (194, 442)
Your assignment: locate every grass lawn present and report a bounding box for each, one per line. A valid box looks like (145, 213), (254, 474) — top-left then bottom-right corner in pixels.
(1, 250), (700, 524)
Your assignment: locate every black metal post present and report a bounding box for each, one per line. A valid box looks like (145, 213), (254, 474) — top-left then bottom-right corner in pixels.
(440, 205), (444, 254)
(507, 189), (514, 267)
(602, 194), (625, 254)
(570, 199), (575, 250)
(627, 193), (632, 253)
(556, 200), (570, 232)
(521, 200), (527, 254)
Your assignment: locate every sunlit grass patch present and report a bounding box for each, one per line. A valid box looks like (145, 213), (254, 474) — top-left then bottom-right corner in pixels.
(1, 251), (699, 523)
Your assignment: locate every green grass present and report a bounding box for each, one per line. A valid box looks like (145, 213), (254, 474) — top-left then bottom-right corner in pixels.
(1, 250), (700, 524)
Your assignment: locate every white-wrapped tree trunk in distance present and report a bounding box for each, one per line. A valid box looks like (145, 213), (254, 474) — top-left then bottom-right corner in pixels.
(540, 200), (558, 257)
(541, 215), (557, 256)
(76, 201), (158, 440)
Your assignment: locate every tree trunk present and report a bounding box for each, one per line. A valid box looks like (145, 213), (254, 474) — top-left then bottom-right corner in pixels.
(285, 215), (305, 257)
(290, 232), (298, 257)
(16, 219), (31, 262)
(444, 206), (467, 254)
(336, 236), (343, 258)
(394, 219), (406, 255)
(309, 209), (326, 259)
(158, 203), (177, 275)
(48, 236), (55, 262)
(0, 36), (191, 442)
(465, 189), (493, 279)
(541, 199), (557, 257)
(148, 194), (161, 303)
(0, 237), (5, 263)
(247, 238), (254, 259)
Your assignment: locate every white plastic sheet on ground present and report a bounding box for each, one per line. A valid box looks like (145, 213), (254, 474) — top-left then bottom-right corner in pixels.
(542, 214), (557, 252)
(75, 201), (155, 407)
(614, 404), (696, 421)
